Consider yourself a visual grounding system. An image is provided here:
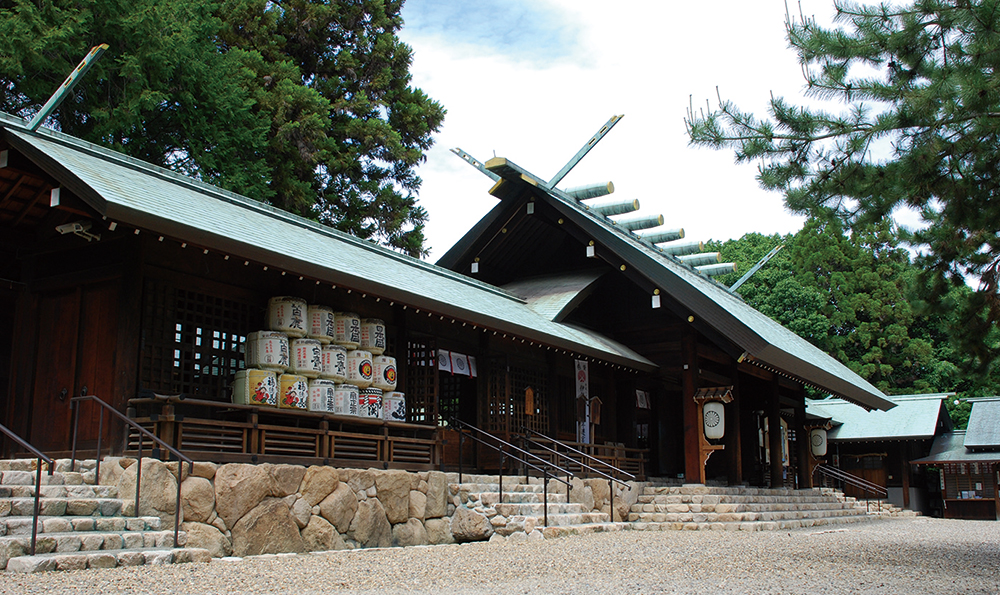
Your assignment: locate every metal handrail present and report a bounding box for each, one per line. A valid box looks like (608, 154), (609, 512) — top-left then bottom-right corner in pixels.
(814, 464), (888, 513)
(520, 427), (636, 523)
(450, 419), (571, 528)
(0, 422), (53, 555)
(451, 419), (575, 480)
(69, 394), (194, 547)
(521, 426), (636, 480)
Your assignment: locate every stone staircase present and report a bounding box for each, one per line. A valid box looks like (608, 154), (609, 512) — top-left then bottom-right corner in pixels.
(450, 474), (627, 541)
(0, 459), (211, 572)
(628, 484), (883, 531)
(820, 487), (920, 518)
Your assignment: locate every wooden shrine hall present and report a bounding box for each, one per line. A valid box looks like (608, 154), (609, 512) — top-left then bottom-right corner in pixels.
(0, 110), (894, 487)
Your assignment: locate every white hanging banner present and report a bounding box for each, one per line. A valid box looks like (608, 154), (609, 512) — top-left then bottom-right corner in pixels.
(468, 356), (477, 378)
(575, 359), (590, 444)
(450, 352), (470, 376)
(437, 349), (452, 373)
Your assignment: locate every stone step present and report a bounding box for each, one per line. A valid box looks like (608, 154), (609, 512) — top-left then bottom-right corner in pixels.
(446, 474), (537, 485)
(452, 483), (545, 494)
(495, 502), (593, 517)
(536, 511), (611, 526)
(628, 513), (877, 533)
(0, 485), (119, 499)
(463, 491), (569, 505)
(0, 459), (98, 474)
(636, 494), (849, 505)
(540, 521), (631, 539)
(1, 497), (124, 517)
(642, 486), (827, 497)
(631, 501), (859, 514)
(5, 547), (211, 573)
(0, 515), (162, 536)
(628, 507), (869, 524)
(0, 529), (183, 556)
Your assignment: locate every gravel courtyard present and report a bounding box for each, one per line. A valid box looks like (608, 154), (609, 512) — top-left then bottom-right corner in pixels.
(0, 517), (996, 595)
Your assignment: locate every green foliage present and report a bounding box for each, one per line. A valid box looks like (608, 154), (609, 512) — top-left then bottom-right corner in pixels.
(712, 222), (1000, 424)
(0, 0), (444, 256)
(687, 0), (1000, 370)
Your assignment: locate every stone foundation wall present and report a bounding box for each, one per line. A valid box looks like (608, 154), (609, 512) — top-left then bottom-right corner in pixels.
(97, 458), (644, 557)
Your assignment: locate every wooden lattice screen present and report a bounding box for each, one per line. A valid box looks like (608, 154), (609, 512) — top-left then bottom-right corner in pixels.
(406, 339), (438, 424)
(943, 463), (997, 499)
(482, 357), (549, 437)
(140, 278), (257, 399)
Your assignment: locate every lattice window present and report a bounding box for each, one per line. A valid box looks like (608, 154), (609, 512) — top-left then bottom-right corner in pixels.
(438, 374), (463, 426)
(141, 279), (256, 399)
(483, 358), (548, 436)
(405, 339), (437, 424)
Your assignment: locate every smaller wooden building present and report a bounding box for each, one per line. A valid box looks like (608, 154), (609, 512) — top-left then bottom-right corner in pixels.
(807, 394), (952, 512)
(913, 398), (1000, 520)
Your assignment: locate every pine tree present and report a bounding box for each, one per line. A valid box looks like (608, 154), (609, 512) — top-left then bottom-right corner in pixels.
(687, 0), (1000, 369)
(0, 0), (444, 256)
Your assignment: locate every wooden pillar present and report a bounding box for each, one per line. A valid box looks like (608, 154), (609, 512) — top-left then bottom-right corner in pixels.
(795, 396), (810, 489)
(726, 361), (743, 486)
(681, 329), (702, 483)
(768, 376), (783, 488)
(901, 444), (912, 509)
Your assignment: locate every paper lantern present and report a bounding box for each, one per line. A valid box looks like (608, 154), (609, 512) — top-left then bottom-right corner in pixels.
(810, 428), (828, 457)
(703, 401), (725, 439)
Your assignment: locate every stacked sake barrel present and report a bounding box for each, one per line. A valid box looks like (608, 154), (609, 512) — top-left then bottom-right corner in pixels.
(233, 296), (404, 422)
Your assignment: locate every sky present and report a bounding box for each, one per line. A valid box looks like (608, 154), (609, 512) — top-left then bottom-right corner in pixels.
(397, 0), (841, 262)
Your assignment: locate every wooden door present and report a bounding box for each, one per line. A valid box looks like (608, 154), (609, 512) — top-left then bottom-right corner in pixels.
(28, 279), (121, 453)
(844, 459), (888, 500)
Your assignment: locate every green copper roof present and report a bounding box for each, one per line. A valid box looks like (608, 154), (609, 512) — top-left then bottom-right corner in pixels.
(0, 112), (654, 370)
(444, 156), (894, 411)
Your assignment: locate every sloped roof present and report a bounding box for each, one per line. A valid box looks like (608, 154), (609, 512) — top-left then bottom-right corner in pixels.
(912, 431), (1000, 464)
(0, 112), (655, 371)
(442, 156), (894, 411)
(806, 394), (951, 441)
(501, 270), (605, 322)
(964, 398), (1000, 449)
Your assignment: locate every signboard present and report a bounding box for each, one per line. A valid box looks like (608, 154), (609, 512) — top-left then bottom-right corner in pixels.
(575, 359), (590, 443)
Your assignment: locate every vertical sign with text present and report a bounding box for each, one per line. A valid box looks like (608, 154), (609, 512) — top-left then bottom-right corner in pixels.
(575, 359), (590, 444)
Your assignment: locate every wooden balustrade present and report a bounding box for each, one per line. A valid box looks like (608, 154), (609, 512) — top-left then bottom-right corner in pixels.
(127, 396), (441, 471)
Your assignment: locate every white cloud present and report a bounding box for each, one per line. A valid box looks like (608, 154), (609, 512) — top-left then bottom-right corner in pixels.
(400, 0), (846, 260)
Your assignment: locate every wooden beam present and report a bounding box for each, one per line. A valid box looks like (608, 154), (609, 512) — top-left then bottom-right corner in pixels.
(698, 343), (733, 365)
(698, 368), (732, 386)
(12, 185), (50, 227)
(0, 174), (26, 210)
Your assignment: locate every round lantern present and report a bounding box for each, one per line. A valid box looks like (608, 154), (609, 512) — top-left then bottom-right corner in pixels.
(810, 428), (828, 457)
(703, 401), (725, 440)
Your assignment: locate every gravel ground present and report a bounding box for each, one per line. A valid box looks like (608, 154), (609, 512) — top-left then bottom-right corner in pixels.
(0, 517), (997, 595)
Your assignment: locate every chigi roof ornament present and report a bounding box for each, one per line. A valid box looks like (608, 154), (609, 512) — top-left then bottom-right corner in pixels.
(450, 115), (738, 280)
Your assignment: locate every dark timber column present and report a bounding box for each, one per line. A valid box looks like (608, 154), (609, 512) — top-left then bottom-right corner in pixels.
(768, 375), (783, 489)
(795, 396), (811, 489)
(726, 361), (743, 485)
(902, 444), (912, 509)
(681, 329), (702, 483)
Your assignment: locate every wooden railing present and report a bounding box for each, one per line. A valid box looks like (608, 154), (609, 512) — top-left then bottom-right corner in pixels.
(128, 393), (440, 471)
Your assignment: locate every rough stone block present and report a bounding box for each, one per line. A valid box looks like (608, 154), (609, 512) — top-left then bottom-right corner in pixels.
(7, 555), (58, 573)
(88, 553), (117, 569)
(116, 551), (146, 566)
(55, 554), (89, 571)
